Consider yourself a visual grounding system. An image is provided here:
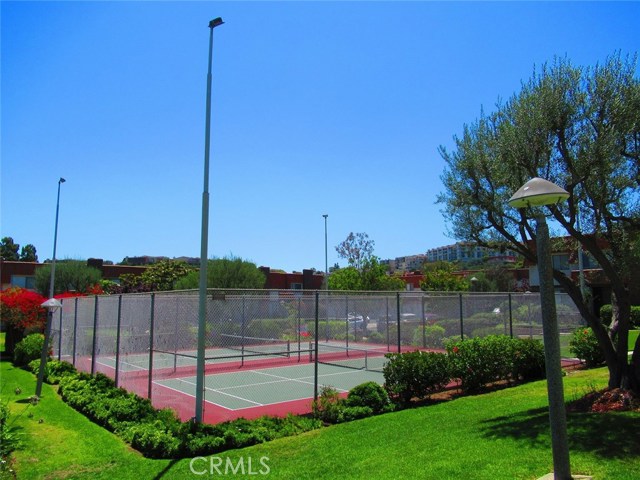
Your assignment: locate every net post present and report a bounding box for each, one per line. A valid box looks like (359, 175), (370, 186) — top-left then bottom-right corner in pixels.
(385, 296), (390, 351)
(396, 293), (401, 353)
(115, 295), (122, 387)
(72, 297), (78, 366)
(314, 291), (319, 401)
(148, 293), (155, 400)
(91, 295), (99, 375)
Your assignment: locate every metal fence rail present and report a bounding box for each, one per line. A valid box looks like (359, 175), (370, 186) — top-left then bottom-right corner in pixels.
(52, 289), (584, 422)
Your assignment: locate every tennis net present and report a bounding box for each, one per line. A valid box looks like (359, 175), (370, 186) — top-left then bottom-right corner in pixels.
(316, 343), (388, 372)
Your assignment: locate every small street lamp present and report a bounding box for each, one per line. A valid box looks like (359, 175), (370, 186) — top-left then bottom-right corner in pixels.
(509, 177), (571, 480)
(35, 177), (65, 398)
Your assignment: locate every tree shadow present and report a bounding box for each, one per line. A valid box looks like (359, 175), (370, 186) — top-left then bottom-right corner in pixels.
(151, 458), (181, 480)
(480, 407), (640, 459)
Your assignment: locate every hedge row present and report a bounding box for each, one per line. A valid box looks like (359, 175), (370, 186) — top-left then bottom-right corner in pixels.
(383, 335), (546, 402)
(30, 361), (322, 459)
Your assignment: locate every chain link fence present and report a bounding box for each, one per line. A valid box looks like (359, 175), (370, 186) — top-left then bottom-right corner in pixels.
(51, 289), (584, 421)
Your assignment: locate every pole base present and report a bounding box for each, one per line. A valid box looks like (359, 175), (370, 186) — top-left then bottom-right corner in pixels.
(537, 474), (592, 480)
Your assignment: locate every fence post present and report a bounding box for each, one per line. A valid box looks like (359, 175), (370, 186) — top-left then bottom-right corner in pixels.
(396, 293), (401, 353)
(508, 293), (514, 338)
(90, 296), (99, 375)
(314, 291), (319, 401)
(385, 296), (390, 351)
(115, 295), (123, 387)
(459, 293), (464, 341)
(72, 297), (78, 366)
(345, 295), (349, 350)
(421, 295), (426, 348)
(148, 293), (155, 400)
(57, 303), (63, 361)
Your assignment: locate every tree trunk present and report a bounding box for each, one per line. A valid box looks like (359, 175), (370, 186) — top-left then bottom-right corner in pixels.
(3, 325), (25, 359)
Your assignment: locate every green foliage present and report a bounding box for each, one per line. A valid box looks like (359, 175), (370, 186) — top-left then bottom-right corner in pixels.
(0, 237), (19, 261)
(19, 244), (38, 262)
(570, 327), (605, 368)
(312, 386), (344, 424)
(327, 266), (362, 290)
(139, 260), (193, 291)
(412, 324), (446, 348)
(35, 260), (102, 296)
(328, 258), (404, 291)
(446, 335), (520, 393)
(311, 384), (385, 424)
(512, 338), (546, 381)
(0, 401), (21, 458)
(174, 256), (265, 290)
(345, 381), (394, 414)
(56, 367), (322, 458)
(383, 351), (451, 404)
(128, 421), (181, 459)
(13, 333), (45, 367)
(600, 304), (640, 329)
(420, 262), (469, 292)
(27, 359), (77, 384)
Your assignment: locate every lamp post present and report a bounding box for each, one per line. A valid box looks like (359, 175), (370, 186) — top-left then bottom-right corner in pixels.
(509, 177), (571, 480)
(195, 17), (224, 423)
(323, 214), (328, 289)
(35, 177), (65, 398)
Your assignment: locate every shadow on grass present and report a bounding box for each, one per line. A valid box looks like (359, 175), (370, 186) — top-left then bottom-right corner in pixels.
(480, 407), (640, 459)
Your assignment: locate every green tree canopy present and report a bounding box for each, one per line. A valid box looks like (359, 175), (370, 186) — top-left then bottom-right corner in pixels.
(19, 244), (38, 262)
(35, 260), (102, 296)
(438, 52), (640, 391)
(138, 260), (193, 291)
(329, 257), (405, 291)
(420, 262), (469, 292)
(1, 237), (20, 261)
(174, 256), (266, 290)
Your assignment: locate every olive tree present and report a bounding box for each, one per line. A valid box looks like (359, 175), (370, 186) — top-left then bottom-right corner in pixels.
(438, 53), (640, 391)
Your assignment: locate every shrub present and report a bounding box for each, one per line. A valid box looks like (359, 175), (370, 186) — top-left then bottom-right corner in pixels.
(570, 327), (605, 367)
(0, 401), (21, 457)
(383, 351), (451, 404)
(345, 381), (394, 414)
(128, 421), (180, 459)
(28, 359), (77, 384)
(312, 386), (344, 424)
(446, 335), (514, 393)
(599, 304), (640, 329)
(411, 324), (445, 348)
(13, 333), (45, 367)
(512, 338), (545, 381)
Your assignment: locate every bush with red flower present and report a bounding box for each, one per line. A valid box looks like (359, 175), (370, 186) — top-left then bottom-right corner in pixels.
(0, 287), (47, 356)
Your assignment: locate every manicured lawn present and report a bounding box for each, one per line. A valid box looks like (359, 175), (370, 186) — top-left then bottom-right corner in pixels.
(2, 361), (639, 479)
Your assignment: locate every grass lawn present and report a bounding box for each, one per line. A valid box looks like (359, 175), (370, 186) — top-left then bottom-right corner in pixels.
(2, 361), (639, 480)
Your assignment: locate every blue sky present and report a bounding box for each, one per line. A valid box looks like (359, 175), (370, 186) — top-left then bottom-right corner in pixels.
(2, 1), (639, 272)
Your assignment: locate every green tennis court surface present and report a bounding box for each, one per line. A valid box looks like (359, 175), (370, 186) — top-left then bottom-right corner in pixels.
(155, 362), (386, 411)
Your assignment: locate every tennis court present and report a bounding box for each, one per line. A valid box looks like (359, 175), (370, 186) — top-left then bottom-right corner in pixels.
(86, 338), (391, 422)
(156, 361), (385, 412)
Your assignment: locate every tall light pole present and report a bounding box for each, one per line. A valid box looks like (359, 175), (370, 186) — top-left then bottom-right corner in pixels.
(323, 214), (328, 289)
(195, 17), (224, 423)
(35, 177), (65, 398)
(509, 177), (571, 480)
